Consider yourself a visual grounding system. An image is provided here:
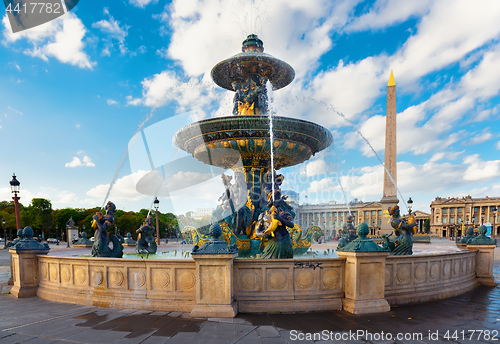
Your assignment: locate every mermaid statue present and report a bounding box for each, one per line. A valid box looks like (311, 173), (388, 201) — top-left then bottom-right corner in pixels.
(91, 201), (123, 258)
(382, 205), (416, 255)
(136, 215), (157, 254)
(255, 190), (294, 259)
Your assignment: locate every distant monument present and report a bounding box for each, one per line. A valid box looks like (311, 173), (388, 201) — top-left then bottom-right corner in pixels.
(380, 71), (399, 235)
(66, 217), (79, 243)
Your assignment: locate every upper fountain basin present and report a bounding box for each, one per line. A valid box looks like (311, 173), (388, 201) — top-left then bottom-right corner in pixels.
(173, 115), (333, 170)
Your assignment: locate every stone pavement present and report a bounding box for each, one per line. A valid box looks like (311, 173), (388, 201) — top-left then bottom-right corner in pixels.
(0, 240), (498, 344)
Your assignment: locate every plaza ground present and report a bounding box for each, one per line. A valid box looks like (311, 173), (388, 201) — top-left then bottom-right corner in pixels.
(0, 238), (498, 344)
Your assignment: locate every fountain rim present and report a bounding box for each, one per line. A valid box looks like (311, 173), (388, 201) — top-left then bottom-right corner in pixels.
(211, 51), (295, 91)
(173, 115), (333, 153)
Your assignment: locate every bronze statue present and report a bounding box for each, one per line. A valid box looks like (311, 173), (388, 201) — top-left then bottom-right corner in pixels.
(337, 215), (357, 249)
(255, 190), (294, 259)
(91, 201), (123, 258)
(136, 215), (157, 254)
(216, 173), (254, 236)
(382, 205), (416, 255)
(232, 75), (268, 116)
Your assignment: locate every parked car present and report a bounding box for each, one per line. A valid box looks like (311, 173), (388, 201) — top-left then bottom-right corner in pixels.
(46, 238), (58, 243)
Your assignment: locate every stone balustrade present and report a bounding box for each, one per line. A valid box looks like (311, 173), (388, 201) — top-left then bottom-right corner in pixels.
(36, 256), (196, 312)
(7, 246), (496, 317)
(385, 251), (477, 305)
(234, 257), (345, 313)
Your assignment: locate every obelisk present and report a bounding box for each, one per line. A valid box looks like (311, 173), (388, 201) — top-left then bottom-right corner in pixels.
(380, 70), (399, 235)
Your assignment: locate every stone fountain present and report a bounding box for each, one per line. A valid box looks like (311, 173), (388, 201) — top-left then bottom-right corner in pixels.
(174, 34), (332, 257)
(8, 35), (495, 318)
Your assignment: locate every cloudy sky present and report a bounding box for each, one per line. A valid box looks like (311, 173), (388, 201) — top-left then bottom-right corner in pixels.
(1, 0), (500, 216)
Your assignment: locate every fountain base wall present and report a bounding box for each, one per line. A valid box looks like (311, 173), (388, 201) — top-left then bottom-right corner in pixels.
(10, 249), (493, 316)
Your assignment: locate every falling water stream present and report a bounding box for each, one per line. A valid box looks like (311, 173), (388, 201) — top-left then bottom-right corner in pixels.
(267, 81), (275, 201)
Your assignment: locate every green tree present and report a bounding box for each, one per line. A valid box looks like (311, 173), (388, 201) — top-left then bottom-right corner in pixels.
(28, 198), (53, 235)
(424, 218), (430, 234)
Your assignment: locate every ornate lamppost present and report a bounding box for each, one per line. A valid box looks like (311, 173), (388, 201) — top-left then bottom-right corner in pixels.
(10, 174), (21, 231)
(154, 197), (160, 245)
(492, 206), (497, 239)
(407, 197), (413, 216)
(2, 218), (5, 248)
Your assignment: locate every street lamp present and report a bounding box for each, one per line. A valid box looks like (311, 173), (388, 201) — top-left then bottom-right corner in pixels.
(407, 197), (413, 216)
(56, 225), (59, 244)
(2, 218), (6, 248)
(492, 206), (497, 239)
(9, 173), (21, 230)
(154, 197), (160, 245)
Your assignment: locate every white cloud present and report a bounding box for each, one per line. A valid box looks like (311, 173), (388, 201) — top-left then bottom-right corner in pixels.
(92, 9), (130, 56)
(2, 13), (94, 69)
(7, 62), (21, 71)
(127, 70), (217, 115)
(156, 47), (168, 59)
(86, 171), (148, 202)
(92, 11), (128, 43)
(346, 0), (432, 32)
(129, 0), (158, 8)
(163, 0), (355, 78)
(463, 154), (500, 181)
(107, 99), (118, 105)
(462, 130), (493, 146)
(305, 159), (329, 177)
(130, 45), (146, 57)
(496, 141), (500, 150)
(65, 153), (95, 168)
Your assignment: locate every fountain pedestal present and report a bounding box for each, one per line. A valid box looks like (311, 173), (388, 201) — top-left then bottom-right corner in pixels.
(466, 244), (496, 286)
(190, 253), (238, 318)
(337, 251), (390, 314)
(10, 248), (49, 298)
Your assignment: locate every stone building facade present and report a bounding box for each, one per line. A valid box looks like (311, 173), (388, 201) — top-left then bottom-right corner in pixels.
(293, 200), (429, 238)
(430, 196), (500, 239)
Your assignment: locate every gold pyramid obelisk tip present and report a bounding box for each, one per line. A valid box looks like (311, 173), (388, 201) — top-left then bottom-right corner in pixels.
(388, 70), (395, 86)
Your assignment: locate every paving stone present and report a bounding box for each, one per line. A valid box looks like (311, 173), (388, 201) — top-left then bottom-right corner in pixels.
(234, 329), (261, 344)
(164, 332), (197, 344)
(260, 337), (288, 344)
(257, 325), (280, 338)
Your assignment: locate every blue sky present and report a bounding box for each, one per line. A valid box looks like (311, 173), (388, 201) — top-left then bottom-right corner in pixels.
(1, 0), (500, 216)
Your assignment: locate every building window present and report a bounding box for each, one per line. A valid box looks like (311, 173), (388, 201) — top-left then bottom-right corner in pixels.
(378, 210), (382, 215)
(372, 211), (376, 216)
(458, 217), (462, 223)
(442, 208), (447, 214)
(450, 217), (454, 224)
(474, 207), (478, 213)
(443, 218), (447, 224)
(458, 207), (463, 213)
(378, 219), (381, 225)
(365, 211), (369, 216)
(473, 216), (478, 223)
